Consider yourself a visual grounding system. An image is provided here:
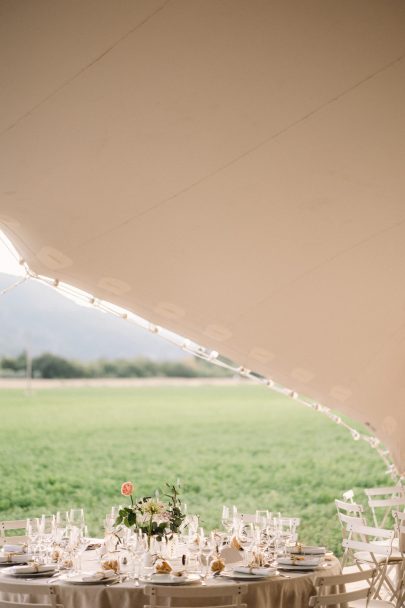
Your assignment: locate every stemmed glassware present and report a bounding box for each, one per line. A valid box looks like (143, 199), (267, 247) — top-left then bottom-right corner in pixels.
(53, 511), (70, 544)
(255, 510), (269, 530)
(198, 529), (214, 581)
(127, 531), (148, 582)
(70, 525), (91, 573)
(26, 517), (43, 558)
(186, 529), (201, 573)
(238, 522), (255, 565)
(69, 508), (85, 530)
(221, 506), (234, 539)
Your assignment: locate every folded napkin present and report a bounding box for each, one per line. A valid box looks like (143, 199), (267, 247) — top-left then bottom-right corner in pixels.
(289, 546), (326, 555)
(234, 566), (274, 576)
(278, 556), (321, 567)
(2, 544), (26, 554)
(8, 563), (55, 575)
(220, 547), (242, 564)
(0, 554), (31, 564)
(81, 569), (116, 582)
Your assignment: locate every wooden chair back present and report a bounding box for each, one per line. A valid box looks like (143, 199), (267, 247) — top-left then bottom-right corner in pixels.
(0, 580), (63, 608)
(143, 583), (247, 608)
(309, 568), (380, 607)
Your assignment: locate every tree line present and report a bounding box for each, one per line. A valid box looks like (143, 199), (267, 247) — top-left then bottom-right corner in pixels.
(0, 352), (232, 379)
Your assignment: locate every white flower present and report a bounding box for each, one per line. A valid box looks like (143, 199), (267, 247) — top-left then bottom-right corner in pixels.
(141, 499), (167, 517)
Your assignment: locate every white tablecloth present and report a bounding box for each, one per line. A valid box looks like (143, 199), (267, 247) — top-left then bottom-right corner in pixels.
(0, 556), (343, 608)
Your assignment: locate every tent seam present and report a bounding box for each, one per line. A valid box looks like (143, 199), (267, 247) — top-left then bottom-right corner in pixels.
(0, 0), (171, 138)
(76, 52), (405, 247)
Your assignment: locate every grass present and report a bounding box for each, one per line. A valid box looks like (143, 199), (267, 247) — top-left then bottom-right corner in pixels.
(0, 385), (389, 555)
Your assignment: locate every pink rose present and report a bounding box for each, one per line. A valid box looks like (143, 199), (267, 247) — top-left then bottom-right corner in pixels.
(121, 481), (134, 496)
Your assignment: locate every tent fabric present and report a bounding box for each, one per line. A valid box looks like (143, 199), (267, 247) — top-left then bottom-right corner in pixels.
(0, 0), (404, 474)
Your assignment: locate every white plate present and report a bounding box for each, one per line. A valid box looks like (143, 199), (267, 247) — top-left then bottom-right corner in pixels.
(58, 573), (119, 585)
(278, 558), (321, 567)
(221, 570), (278, 581)
(140, 573), (201, 585)
(289, 547), (326, 555)
(0, 566), (56, 578)
(278, 563), (330, 572)
(0, 555), (31, 566)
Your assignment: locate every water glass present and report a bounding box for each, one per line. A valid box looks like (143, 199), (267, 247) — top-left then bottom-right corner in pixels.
(69, 508), (85, 529)
(255, 510), (269, 530)
(54, 511), (69, 543)
(26, 517), (44, 556)
(221, 506), (233, 535)
(238, 522), (255, 564)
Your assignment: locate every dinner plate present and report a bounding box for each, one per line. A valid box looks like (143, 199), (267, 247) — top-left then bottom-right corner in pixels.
(140, 573), (201, 585)
(58, 573), (119, 585)
(221, 570), (278, 581)
(278, 558), (321, 567)
(289, 546), (326, 555)
(0, 566), (56, 578)
(278, 563), (331, 572)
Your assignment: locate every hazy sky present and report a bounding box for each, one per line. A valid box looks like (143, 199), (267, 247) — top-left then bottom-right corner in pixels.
(0, 236), (23, 277)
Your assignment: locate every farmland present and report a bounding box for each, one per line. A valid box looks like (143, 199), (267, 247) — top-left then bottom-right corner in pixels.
(0, 384), (388, 554)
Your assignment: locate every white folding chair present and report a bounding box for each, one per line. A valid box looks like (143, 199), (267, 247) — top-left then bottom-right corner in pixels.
(335, 499), (365, 525)
(392, 511), (405, 608)
(0, 520), (28, 547)
(335, 498), (367, 567)
(0, 580), (63, 608)
(309, 567), (394, 607)
(144, 584), (247, 608)
(364, 486), (405, 528)
(342, 489), (356, 504)
(343, 522), (401, 602)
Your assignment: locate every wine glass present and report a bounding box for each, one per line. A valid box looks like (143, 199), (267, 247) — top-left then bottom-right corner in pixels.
(127, 531), (144, 582)
(221, 506), (233, 536)
(255, 510), (269, 530)
(110, 505), (122, 521)
(199, 533), (213, 580)
(104, 514), (116, 535)
(186, 530), (201, 573)
(238, 522), (255, 565)
(28, 517), (47, 557)
(69, 508), (85, 530)
(26, 518), (42, 557)
(54, 511), (69, 543)
(72, 525), (90, 573)
(39, 515), (56, 560)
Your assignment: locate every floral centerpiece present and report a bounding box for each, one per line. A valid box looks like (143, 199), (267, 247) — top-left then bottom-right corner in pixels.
(115, 481), (186, 548)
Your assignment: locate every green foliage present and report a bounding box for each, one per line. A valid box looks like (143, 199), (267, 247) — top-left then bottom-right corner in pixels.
(0, 353), (232, 379)
(32, 354), (86, 379)
(116, 484), (185, 543)
(0, 353), (27, 374)
(0, 385), (388, 555)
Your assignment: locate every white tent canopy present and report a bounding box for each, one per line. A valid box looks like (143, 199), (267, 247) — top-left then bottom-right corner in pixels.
(0, 0), (404, 474)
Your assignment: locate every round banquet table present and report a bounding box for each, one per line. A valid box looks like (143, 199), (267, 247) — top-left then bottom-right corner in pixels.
(0, 556), (344, 608)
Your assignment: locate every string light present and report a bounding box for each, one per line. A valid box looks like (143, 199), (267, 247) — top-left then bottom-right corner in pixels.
(0, 231), (400, 482)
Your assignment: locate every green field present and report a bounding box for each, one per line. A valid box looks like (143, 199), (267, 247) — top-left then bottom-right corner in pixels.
(0, 385), (388, 555)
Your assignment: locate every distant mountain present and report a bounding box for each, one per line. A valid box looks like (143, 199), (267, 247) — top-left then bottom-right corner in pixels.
(0, 274), (186, 361)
